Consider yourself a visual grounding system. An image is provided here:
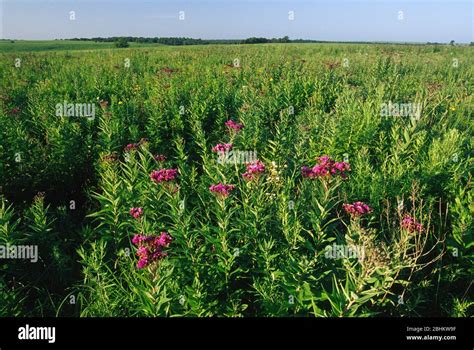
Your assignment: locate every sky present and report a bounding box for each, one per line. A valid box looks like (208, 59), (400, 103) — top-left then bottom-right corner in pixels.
(0, 0), (472, 43)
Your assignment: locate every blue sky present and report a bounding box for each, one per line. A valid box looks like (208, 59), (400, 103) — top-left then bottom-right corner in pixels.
(1, 0), (472, 43)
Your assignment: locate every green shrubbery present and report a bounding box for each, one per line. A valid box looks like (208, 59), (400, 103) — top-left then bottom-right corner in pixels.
(0, 44), (472, 316)
(114, 38), (130, 48)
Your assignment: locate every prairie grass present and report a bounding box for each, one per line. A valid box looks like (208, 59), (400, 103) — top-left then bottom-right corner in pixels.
(0, 43), (472, 316)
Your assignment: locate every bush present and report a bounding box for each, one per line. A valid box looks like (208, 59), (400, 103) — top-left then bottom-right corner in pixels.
(114, 38), (129, 48)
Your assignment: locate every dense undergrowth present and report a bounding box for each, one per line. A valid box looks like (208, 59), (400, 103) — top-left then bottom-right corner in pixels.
(0, 44), (472, 316)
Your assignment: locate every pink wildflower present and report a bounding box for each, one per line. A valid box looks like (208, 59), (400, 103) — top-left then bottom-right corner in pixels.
(137, 258), (148, 269)
(154, 154), (167, 162)
(225, 120), (244, 132)
(242, 160), (265, 180)
(301, 155), (350, 179)
(10, 107), (20, 115)
(301, 166), (314, 178)
(401, 216), (423, 233)
(131, 234), (143, 245)
(155, 231), (173, 248)
(343, 201), (372, 217)
(124, 143), (139, 152)
(212, 143), (233, 154)
(132, 232), (172, 269)
(150, 168), (178, 183)
(209, 183), (235, 197)
(129, 207), (143, 219)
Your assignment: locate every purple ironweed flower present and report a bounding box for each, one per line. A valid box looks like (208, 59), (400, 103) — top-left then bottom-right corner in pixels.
(155, 231), (173, 248)
(136, 246), (149, 258)
(401, 216), (423, 233)
(242, 160), (265, 180)
(301, 166), (314, 178)
(137, 258), (148, 269)
(318, 155), (332, 166)
(150, 250), (167, 260)
(334, 161), (351, 172)
(150, 168), (178, 183)
(312, 165), (328, 177)
(124, 143), (139, 152)
(209, 183), (235, 197)
(131, 234), (142, 245)
(10, 107), (20, 115)
(343, 201), (372, 217)
(246, 160), (265, 174)
(132, 232), (172, 269)
(333, 162), (351, 178)
(212, 143), (233, 154)
(301, 155), (350, 179)
(154, 154), (167, 162)
(225, 120), (244, 132)
(129, 207), (143, 219)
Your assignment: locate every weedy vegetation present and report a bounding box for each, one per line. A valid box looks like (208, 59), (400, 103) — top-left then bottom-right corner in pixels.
(0, 43), (472, 317)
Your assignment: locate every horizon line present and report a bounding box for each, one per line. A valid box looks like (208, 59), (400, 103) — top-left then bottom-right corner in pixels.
(1, 38), (471, 44)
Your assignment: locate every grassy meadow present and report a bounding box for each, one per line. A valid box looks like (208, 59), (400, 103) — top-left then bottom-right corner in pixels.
(0, 40), (166, 52)
(0, 43), (472, 317)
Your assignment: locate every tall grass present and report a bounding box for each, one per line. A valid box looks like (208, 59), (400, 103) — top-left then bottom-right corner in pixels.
(0, 44), (472, 316)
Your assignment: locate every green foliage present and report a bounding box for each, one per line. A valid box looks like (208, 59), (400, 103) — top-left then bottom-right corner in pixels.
(0, 43), (472, 317)
(114, 38), (130, 48)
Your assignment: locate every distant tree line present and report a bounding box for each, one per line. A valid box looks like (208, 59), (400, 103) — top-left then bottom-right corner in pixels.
(61, 37), (474, 46)
(239, 36), (291, 44)
(68, 37), (224, 45)
(67, 36), (297, 45)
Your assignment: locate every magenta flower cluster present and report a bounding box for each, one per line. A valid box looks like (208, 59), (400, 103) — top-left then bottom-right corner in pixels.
(242, 160), (265, 180)
(124, 138), (149, 152)
(124, 143), (139, 152)
(209, 183), (236, 197)
(301, 156), (351, 179)
(129, 207), (143, 219)
(154, 154), (167, 162)
(225, 120), (244, 132)
(343, 201), (372, 217)
(212, 143), (233, 154)
(132, 232), (172, 269)
(150, 168), (178, 183)
(401, 216), (423, 233)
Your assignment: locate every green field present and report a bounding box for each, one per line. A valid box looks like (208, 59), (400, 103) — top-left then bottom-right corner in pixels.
(0, 40), (165, 52)
(0, 43), (472, 317)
